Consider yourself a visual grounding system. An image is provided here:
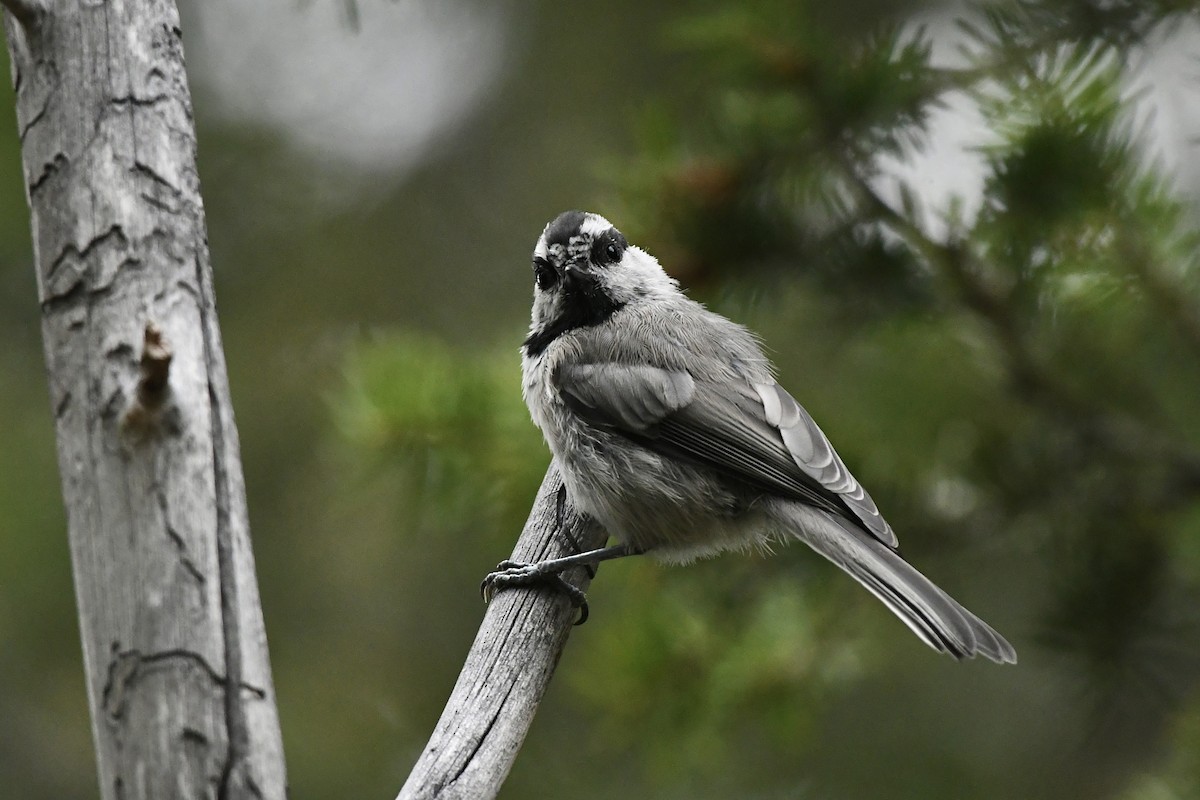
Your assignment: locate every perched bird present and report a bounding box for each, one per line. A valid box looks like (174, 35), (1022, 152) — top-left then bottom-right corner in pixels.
(485, 210), (1016, 663)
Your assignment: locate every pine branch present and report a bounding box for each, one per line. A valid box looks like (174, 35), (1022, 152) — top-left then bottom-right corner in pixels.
(1117, 224), (1200, 361)
(844, 170), (1063, 402)
(844, 168), (1200, 497)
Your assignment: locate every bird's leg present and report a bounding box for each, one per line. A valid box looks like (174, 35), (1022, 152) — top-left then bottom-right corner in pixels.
(553, 483), (596, 579)
(480, 544), (640, 625)
(482, 484), (641, 625)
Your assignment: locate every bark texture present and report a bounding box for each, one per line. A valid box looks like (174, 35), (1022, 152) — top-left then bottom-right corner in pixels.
(4, 3), (286, 798)
(397, 462), (607, 800)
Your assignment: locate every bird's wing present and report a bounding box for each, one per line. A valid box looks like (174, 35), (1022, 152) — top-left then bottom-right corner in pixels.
(556, 363), (896, 547)
(750, 381), (895, 547)
(555, 363), (696, 432)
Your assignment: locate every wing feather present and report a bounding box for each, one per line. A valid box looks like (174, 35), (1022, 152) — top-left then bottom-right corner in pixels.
(558, 363), (695, 431)
(556, 363), (896, 548)
(754, 382), (895, 546)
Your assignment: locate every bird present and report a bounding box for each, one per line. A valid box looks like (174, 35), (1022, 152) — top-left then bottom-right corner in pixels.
(483, 209), (1016, 664)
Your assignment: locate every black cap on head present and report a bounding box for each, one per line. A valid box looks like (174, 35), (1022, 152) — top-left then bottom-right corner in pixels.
(544, 210), (588, 249)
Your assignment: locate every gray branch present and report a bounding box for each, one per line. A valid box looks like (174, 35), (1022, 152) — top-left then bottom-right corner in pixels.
(397, 461), (607, 800)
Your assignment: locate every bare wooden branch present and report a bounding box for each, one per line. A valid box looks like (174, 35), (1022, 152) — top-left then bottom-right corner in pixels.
(397, 461), (607, 800)
(3, 1), (287, 797)
(0, 0), (46, 29)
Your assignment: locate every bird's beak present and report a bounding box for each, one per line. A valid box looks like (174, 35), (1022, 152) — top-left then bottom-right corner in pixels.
(562, 261), (586, 286)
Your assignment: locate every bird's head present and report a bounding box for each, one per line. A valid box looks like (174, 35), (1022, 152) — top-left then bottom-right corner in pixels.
(524, 210), (677, 356)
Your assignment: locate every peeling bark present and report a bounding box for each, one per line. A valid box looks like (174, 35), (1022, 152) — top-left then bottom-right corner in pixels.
(4, 2), (286, 798)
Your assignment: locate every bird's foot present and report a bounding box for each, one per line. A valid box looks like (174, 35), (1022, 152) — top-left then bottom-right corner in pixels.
(480, 559), (590, 625)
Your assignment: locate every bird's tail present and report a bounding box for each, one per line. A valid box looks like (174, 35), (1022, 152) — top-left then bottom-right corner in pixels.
(782, 507), (1017, 663)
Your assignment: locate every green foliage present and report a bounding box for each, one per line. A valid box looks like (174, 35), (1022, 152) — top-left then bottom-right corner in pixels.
(569, 560), (868, 780)
(586, 1), (1200, 796)
(326, 0), (1183, 797)
(335, 332), (548, 534)
(5, 2), (1199, 795)
(962, 0), (1200, 50)
(332, 0), (1200, 791)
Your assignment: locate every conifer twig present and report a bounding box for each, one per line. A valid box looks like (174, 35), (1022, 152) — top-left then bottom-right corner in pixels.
(844, 168), (1200, 496)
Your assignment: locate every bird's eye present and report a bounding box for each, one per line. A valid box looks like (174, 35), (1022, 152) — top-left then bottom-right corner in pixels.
(533, 260), (558, 290)
(593, 232), (626, 266)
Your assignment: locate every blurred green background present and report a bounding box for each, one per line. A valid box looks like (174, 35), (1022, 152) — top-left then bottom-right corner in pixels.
(3, 0), (1200, 797)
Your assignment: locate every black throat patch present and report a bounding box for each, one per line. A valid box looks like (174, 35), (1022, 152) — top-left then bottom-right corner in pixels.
(523, 281), (624, 357)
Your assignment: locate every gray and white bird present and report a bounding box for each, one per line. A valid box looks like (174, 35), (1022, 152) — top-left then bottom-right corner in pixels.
(487, 209), (1016, 663)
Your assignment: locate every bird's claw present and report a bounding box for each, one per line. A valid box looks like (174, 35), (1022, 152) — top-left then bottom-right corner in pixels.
(479, 559), (528, 603)
(481, 560), (590, 625)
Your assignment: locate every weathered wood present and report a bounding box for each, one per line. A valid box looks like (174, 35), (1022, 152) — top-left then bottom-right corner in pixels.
(397, 462), (607, 800)
(3, 2), (286, 798)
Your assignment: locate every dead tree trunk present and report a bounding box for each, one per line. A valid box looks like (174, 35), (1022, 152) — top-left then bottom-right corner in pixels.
(3, 2), (287, 797)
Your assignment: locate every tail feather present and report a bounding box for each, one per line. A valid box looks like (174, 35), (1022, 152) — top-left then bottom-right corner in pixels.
(786, 509), (1017, 664)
